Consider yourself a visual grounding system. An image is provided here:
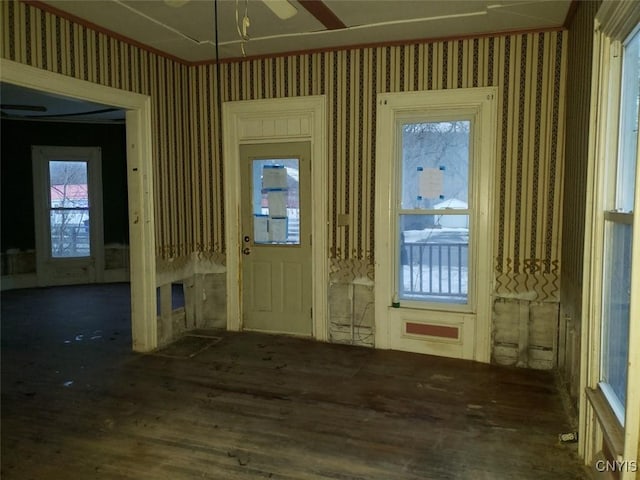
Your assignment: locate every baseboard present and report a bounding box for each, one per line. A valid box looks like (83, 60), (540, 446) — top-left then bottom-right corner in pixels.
(0, 274), (38, 291)
(1, 270), (129, 291)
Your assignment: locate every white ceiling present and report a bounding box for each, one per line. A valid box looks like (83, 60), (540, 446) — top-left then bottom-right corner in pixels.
(40, 0), (573, 63)
(0, 82), (125, 122)
(1, 0), (571, 119)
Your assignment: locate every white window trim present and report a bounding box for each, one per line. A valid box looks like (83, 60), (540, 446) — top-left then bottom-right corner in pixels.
(580, 1), (640, 474)
(374, 87), (497, 362)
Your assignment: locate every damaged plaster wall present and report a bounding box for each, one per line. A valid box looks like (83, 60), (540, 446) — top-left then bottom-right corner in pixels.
(492, 293), (559, 369)
(328, 260), (375, 347)
(156, 254), (226, 347)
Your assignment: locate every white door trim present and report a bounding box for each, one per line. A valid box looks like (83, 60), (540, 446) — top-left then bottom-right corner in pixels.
(0, 59), (158, 352)
(222, 96), (328, 341)
(374, 87), (497, 363)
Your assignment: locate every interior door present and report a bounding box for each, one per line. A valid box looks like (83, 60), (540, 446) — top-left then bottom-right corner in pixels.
(240, 142), (312, 335)
(32, 145), (104, 286)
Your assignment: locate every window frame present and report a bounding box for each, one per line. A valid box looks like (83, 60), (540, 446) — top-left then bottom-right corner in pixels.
(580, 1), (640, 471)
(32, 145), (104, 284)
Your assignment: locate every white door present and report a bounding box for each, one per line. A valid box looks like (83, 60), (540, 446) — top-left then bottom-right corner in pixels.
(375, 88), (497, 362)
(32, 146), (104, 285)
(240, 142), (312, 335)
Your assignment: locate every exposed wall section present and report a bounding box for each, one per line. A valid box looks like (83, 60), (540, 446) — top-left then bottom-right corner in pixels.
(328, 259), (374, 347)
(559, 0), (600, 402)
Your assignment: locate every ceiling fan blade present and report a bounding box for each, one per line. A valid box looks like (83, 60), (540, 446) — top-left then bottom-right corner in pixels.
(263, 0), (297, 20)
(0, 104), (47, 112)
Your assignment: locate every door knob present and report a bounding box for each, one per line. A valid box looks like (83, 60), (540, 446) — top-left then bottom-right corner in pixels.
(242, 247), (251, 255)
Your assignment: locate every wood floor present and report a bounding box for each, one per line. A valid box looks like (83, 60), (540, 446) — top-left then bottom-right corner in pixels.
(1, 284), (590, 480)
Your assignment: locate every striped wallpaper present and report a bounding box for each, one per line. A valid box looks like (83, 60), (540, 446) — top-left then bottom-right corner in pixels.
(2, 1), (567, 298)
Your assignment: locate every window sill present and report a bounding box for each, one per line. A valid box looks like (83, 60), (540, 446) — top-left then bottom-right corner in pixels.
(586, 386), (625, 460)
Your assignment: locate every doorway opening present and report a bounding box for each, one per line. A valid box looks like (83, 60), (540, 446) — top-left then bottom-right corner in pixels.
(1, 59), (157, 352)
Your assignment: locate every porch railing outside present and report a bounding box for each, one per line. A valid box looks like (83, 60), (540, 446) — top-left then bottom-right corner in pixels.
(400, 239), (468, 302)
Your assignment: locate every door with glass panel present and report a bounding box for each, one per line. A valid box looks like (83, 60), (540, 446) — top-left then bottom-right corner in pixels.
(32, 146), (103, 285)
(599, 26), (639, 427)
(390, 116), (479, 358)
(398, 120), (472, 307)
(375, 89), (496, 360)
(240, 142), (312, 335)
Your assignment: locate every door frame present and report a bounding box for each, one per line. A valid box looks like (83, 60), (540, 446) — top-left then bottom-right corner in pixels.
(374, 87), (497, 362)
(223, 96), (328, 341)
(1, 59), (158, 353)
(32, 145), (104, 285)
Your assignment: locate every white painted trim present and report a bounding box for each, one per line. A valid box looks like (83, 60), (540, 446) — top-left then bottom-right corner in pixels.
(31, 145), (104, 285)
(579, 23), (606, 461)
(222, 96), (328, 341)
(374, 87), (497, 363)
(0, 59), (157, 352)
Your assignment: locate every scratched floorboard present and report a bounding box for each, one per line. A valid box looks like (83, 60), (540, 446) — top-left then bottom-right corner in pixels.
(1, 284), (590, 479)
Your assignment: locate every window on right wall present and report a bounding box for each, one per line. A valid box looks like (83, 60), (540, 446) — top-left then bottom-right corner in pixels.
(599, 24), (639, 428)
(582, 1), (640, 473)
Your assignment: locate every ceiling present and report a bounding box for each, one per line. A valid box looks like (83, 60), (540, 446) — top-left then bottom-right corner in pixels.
(0, 82), (125, 122)
(39, 0), (573, 63)
(2, 0), (571, 120)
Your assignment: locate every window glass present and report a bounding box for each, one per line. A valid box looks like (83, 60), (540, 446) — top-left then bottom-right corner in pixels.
(398, 120), (471, 304)
(601, 221), (631, 421)
(400, 121), (470, 210)
(616, 28), (640, 212)
(49, 161), (90, 258)
(251, 158), (300, 245)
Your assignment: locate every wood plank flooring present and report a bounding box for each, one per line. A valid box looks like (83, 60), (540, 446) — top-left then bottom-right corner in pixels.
(1, 284), (590, 479)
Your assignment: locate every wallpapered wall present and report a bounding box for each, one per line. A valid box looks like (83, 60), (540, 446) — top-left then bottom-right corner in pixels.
(1, 0), (567, 300)
(559, 0), (601, 401)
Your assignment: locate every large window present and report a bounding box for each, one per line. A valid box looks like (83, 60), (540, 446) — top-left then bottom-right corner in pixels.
(48, 160), (90, 257)
(599, 25), (639, 426)
(397, 120), (471, 304)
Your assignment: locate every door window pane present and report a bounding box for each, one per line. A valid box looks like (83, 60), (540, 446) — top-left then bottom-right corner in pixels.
(398, 120), (470, 305)
(49, 161), (90, 258)
(401, 121), (470, 210)
(399, 214), (469, 303)
(252, 159), (300, 245)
